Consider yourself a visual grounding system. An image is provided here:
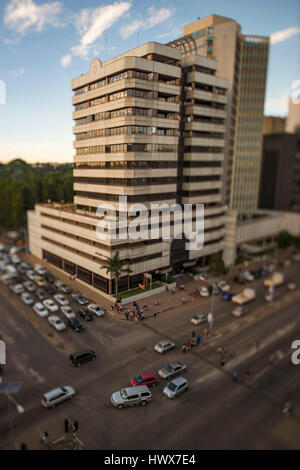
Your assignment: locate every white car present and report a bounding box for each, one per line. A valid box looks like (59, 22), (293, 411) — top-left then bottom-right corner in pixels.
(33, 302), (49, 318)
(34, 264), (47, 276)
(26, 270), (36, 281)
(11, 254), (20, 264)
(21, 292), (34, 305)
(199, 286), (209, 297)
(88, 303), (105, 317)
(10, 283), (24, 295)
(243, 271), (255, 282)
(154, 340), (175, 354)
(23, 280), (36, 292)
(0, 273), (12, 285)
(5, 265), (18, 277)
(43, 298), (59, 312)
(190, 314), (207, 325)
(61, 306), (76, 320)
(218, 280), (230, 292)
(48, 315), (66, 331)
(54, 294), (69, 306)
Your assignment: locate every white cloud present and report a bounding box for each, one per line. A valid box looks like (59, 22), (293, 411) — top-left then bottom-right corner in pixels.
(4, 0), (63, 35)
(270, 26), (300, 44)
(61, 53), (72, 68)
(9, 66), (25, 76)
(265, 91), (289, 117)
(71, 1), (131, 59)
(120, 6), (174, 39)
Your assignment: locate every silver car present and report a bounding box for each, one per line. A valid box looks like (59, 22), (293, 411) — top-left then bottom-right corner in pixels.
(190, 314), (206, 325)
(158, 362), (187, 379)
(21, 292), (34, 305)
(88, 303), (105, 317)
(163, 377), (188, 399)
(48, 315), (66, 331)
(61, 306), (76, 320)
(154, 340), (175, 354)
(110, 385), (152, 409)
(41, 386), (75, 408)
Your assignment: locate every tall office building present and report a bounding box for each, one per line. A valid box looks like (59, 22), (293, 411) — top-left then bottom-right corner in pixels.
(181, 15), (269, 216)
(28, 41), (228, 294)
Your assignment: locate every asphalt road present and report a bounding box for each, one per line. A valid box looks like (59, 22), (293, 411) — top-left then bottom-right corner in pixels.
(0, 261), (300, 450)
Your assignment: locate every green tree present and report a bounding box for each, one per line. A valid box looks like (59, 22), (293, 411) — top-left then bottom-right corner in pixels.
(208, 252), (227, 276)
(102, 252), (132, 295)
(277, 231), (293, 249)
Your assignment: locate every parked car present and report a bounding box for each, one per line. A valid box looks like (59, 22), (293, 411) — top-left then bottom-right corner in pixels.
(26, 270), (36, 281)
(45, 272), (55, 283)
(232, 288), (256, 305)
(54, 294), (69, 306)
(190, 314), (206, 325)
(158, 362), (187, 380)
(287, 282), (296, 291)
(69, 350), (96, 366)
(154, 340), (175, 354)
(78, 309), (93, 321)
(33, 302), (49, 318)
(21, 292), (34, 305)
(45, 284), (56, 295)
(222, 292), (235, 301)
(41, 386), (75, 408)
(55, 281), (70, 294)
(48, 315), (66, 331)
(0, 273), (12, 285)
(129, 372), (157, 388)
(34, 275), (47, 287)
(232, 306), (249, 318)
(218, 280), (230, 292)
(243, 271), (255, 282)
(72, 293), (88, 305)
(110, 385), (152, 409)
(68, 319), (85, 332)
(19, 261), (32, 271)
(210, 284), (220, 295)
(11, 254), (20, 264)
(23, 280), (36, 292)
(36, 288), (47, 301)
(88, 303), (105, 317)
(5, 265), (18, 277)
(199, 286), (209, 297)
(10, 283), (24, 295)
(163, 377), (188, 399)
(34, 264), (47, 276)
(43, 299), (59, 312)
(234, 275), (246, 285)
(61, 306), (76, 320)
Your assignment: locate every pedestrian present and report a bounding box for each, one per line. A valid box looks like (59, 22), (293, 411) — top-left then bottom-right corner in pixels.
(182, 344), (186, 354)
(73, 442), (79, 450)
(192, 330), (196, 339)
(186, 340), (191, 350)
(64, 418), (69, 433)
(191, 337), (196, 348)
(232, 371), (238, 382)
(135, 314), (138, 324)
(196, 335), (201, 346)
(125, 310), (129, 320)
(245, 368), (251, 376)
(110, 305), (114, 310)
(171, 287), (175, 295)
(220, 358), (226, 367)
(40, 432), (49, 446)
(140, 311), (144, 321)
(73, 421), (79, 432)
(153, 309), (157, 318)
(182, 297), (186, 304)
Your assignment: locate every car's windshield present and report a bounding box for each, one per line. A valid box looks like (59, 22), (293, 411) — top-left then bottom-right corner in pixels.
(165, 365), (173, 372)
(167, 382), (177, 391)
(120, 389), (128, 399)
(134, 375), (143, 383)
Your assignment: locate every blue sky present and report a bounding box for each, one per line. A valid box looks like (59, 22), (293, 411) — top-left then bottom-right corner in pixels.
(0, 0), (299, 163)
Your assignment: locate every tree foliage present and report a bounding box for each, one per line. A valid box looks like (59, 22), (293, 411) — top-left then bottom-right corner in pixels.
(208, 252), (227, 276)
(0, 159), (73, 229)
(102, 251), (132, 295)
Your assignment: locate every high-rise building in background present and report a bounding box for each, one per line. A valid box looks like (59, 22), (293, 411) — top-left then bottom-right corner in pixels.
(263, 116), (286, 135)
(180, 15), (269, 217)
(259, 132), (300, 212)
(28, 41), (228, 294)
(286, 98), (300, 134)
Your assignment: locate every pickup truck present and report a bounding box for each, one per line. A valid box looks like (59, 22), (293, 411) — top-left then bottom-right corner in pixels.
(264, 272), (284, 288)
(232, 288), (256, 305)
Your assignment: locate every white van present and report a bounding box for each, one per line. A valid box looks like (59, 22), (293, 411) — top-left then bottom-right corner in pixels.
(111, 385), (152, 409)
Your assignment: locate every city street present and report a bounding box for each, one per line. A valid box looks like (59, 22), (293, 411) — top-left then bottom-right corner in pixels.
(0, 260), (300, 450)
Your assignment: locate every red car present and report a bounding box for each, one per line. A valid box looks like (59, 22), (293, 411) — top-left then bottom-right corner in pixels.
(130, 372), (158, 388)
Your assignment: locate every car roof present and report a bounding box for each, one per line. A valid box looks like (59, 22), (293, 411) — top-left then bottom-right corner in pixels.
(158, 340), (172, 346)
(124, 385), (151, 394)
(43, 387), (64, 399)
(170, 377), (187, 386)
(70, 349), (94, 357)
(139, 372), (156, 379)
(169, 362), (183, 368)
